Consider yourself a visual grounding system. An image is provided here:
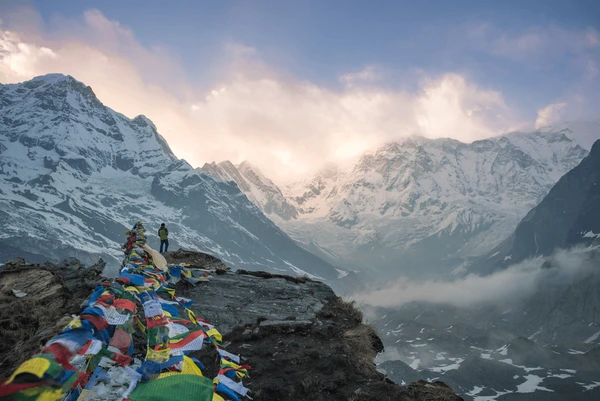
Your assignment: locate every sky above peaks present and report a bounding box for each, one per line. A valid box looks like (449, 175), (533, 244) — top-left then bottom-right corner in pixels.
(0, 0), (599, 183)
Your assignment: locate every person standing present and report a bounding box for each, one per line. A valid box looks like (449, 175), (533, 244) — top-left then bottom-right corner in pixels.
(158, 223), (169, 253)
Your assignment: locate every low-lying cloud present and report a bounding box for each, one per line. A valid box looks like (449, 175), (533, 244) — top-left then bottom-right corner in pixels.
(354, 246), (600, 309)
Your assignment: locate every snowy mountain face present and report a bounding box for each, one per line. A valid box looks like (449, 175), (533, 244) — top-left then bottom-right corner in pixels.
(540, 120), (600, 150)
(476, 139), (600, 273)
(200, 160), (298, 221)
(278, 133), (589, 279)
(0, 74), (338, 280)
(367, 145), (600, 400)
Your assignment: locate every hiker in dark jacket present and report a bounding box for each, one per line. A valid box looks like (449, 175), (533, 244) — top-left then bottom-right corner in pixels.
(158, 223), (169, 253)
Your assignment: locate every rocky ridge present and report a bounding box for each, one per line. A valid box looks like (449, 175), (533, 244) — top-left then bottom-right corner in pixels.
(200, 160), (298, 221)
(0, 254), (463, 401)
(0, 257), (105, 377)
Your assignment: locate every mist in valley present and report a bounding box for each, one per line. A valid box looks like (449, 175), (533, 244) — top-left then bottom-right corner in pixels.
(350, 245), (600, 399)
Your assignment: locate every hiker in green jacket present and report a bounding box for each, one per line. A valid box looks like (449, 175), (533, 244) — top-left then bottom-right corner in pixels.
(158, 223), (169, 253)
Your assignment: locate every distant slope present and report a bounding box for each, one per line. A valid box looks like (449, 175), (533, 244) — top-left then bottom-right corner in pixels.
(540, 119), (600, 150)
(201, 129), (593, 281)
(200, 160), (297, 220)
(475, 139), (600, 273)
(279, 132), (589, 279)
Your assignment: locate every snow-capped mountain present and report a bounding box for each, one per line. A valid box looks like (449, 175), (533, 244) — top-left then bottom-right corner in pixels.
(540, 119), (600, 150)
(278, 132), (590, 279)
(0, 74), (339, 280)
(366, 146), (600, 400)
(200, 160), (298, 220)
(477, 139), (600, 273)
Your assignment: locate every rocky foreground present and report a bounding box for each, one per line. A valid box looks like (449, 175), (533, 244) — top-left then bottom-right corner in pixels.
(0, 252), (463, 401)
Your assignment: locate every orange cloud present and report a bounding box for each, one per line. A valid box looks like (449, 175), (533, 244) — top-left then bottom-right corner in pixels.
(0, 8), (525, 184)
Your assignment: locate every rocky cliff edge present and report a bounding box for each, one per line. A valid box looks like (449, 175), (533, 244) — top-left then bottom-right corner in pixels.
(0, 252), (462, 401)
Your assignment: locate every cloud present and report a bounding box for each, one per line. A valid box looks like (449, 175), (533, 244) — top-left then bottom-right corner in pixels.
(415, 74), (510, 140)
(535, 102), (567, 129)
(493, 30), (545, 56)
(586, 27), (600, 46)
(354, 246), (599, 309)
(587, 60), (599, 78)
(0, 30), (57, 78)
(489, 26), (599, 61)
(465, 23), (600, 133)
(340, 66), (381, 86)
(469, 24), (600, 80)
(0, 7), (525, 184)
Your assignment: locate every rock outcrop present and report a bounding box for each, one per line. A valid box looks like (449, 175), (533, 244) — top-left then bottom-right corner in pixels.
(0, 252), (463, 400)
(0, 257), (105, 377)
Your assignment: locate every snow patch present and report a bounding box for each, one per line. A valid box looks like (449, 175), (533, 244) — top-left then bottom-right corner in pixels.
(496, 344), (509, 355)
(568, 349), (586, 355)
(335, 268), (349, 278)
(582, 231), (600, 239)
(548, 373), (572, 379)
(430, 358), (464, 373)
(516, 375), (553, 393)
(584, 329), (600, 344)
(499, 359), (544, 372)
(577, 381), (600, 391)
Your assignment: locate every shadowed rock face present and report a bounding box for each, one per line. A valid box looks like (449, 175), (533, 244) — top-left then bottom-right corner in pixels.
(0, 257), (104, 377)
(0, 253), (463, 401)
(477, 139), (600, 273)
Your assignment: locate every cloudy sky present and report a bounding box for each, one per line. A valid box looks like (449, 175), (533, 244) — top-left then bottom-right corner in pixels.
(0, 0), (599, 183)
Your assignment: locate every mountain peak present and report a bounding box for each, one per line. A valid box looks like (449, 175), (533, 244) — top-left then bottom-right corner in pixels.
(237, 159), (254, 170)
(539, 119), (600, 150)
(26, 73), (89, 92)
(10, 73), (100, 105)
(217, 160), (237, 170)
(0, 75), (177, 177)
(30, 73), (74, 83)
(237, 160), (270, 182)
(132, 114), (156, 129)
(200, 159), (298, 220)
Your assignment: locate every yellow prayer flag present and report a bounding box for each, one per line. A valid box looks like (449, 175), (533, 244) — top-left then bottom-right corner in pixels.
(8, 357), (51, 383)
(206, 328), (222, 343)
